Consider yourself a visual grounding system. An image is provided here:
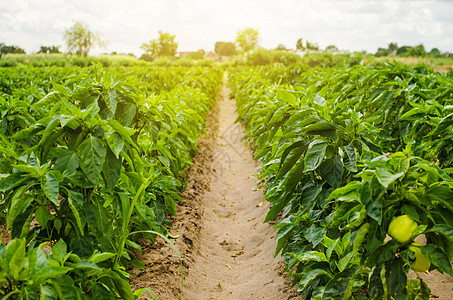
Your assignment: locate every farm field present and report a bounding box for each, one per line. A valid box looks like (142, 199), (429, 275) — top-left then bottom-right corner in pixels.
(1, 58), (453, 300)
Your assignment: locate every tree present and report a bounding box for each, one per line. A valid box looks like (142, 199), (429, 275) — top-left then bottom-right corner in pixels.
(429, 48), (442, 58)
(414, 44), (426, 56)
(214, 42), (236, 57)
(0, 44), (26, 54)
(325, 45), (339, 52)
(388, 42), (398, 52)
(235, 28), (260, 52)
(141, 31), (178, 58)
(296, 38), (305, 51)
(38, 45), (61, 54)
(63, 21), (103, 56)
(306, 41), (319, 51)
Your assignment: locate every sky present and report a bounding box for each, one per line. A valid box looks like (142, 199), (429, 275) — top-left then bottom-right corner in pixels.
(0, 0), (452, 56)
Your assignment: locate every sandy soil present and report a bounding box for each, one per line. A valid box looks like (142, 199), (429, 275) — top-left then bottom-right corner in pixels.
(181, 84), (300, 300)
(130, 82), (300, 299)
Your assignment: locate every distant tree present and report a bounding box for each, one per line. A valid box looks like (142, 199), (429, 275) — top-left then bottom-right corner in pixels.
(397, 45), (411, 56)
(306, 41), (319, 51)
(325, 45), (338, 52)
(235, 28), (260, 52)
(414, 44), (426, 56)
(38, 45), (61, 54)
(375, 47), (390, 57)
(276, 44), (286, 51)
(140, 39), (159, 57)
(388, 42), (398, 52)
(187, 49), (205, 60)
(141, 31), (178, 58)
(0, 44), (26, 54)
(296, 38), (305, 51)
(429, 48), (442, 58)
(63, 21), (104, 56)
(214, 42), (236, 56)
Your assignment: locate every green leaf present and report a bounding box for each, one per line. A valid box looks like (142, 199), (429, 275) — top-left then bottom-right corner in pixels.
(428, 113), (453, 136)
(67, 190), (85, 233)
(320, 155), (344, 189)
(298, 269), (332, 294)
(278, 90), (297, 107)
(34, 266), (73, 285)
(0, 173), (28, 192)
(52, 239), (67, 264)
(327, 181), (362, 202)
(353, 223), (370, 255)
(337, 252), (354, 272)
(54, 150), (79, 173)
(291, 251), (328, 263)
(304, 139), (328, 172)
(388, 258), (409, 300)
(276, 141), (308, 180)
(303, 224), (326, 247)
(106, 119), (137, 148)
(368, 266), (384, 300)
(78, 134), (106, 184)
(91, 282), (116, 300)
(7, 184), (34, 230)
(90, 252), (116, 264)
(421, 244), (453, 276)
(425, 225), (453, 243)
(343, 144), (357, 172)
(107, 270), (134, 300)
(102, 89), (118, 115)
(105, 132), (124, 158)
(5, 238), (26, 280)
(41, 284), (58, 300)
(76, 259), (102, 270)
(102, 148), (121, 192)
(375, 166), (405, 189)
(323, 268), (357, 300)
(27, 246), (47, 273)
(42, 171), (59, 206)
(407, 279), (431, 300)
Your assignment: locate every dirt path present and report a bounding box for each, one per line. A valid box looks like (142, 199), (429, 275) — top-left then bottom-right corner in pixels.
(130, 81), (299, 299)
(181, 84), (299, 300)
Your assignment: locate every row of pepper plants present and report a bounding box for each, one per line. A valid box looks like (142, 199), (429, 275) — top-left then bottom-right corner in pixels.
(229, 62), (453, 299)
(0, 64), (222, 299)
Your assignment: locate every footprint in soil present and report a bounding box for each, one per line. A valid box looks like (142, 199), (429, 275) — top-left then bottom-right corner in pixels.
(219, 240), (243, 252)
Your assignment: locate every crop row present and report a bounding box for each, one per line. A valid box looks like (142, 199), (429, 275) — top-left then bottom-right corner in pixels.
(0, 65), (222, 299)
(229, 63), (453, 299)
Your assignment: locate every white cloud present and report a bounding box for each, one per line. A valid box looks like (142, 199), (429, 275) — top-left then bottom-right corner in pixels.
(0, 0), (451, 55)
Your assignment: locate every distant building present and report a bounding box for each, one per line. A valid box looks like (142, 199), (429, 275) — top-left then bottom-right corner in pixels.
(204, 51), (219, 61)
(178, 51), (193, 58)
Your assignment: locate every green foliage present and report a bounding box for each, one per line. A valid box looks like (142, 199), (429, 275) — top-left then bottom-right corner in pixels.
(0, 44), (26, 55)
(0, 238), (137, 299)
(215, 41), (236, 57)
(229, 62), (453, 299)
(235, 28), (260, 52)
(375, 42), (449, 59)
(0, 64), (222, 298)
(141, 31), (178, 58)
(38, 46), (61, 54)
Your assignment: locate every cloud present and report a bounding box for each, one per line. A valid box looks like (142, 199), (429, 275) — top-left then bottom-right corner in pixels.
(0, 0), (451, 55)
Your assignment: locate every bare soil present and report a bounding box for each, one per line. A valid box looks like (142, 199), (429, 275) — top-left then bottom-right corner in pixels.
(130, 82), (300, 299)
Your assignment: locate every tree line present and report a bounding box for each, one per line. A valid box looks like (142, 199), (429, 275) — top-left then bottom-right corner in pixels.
(1, 21), (451, 60)
(375, 42), (451, 58)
